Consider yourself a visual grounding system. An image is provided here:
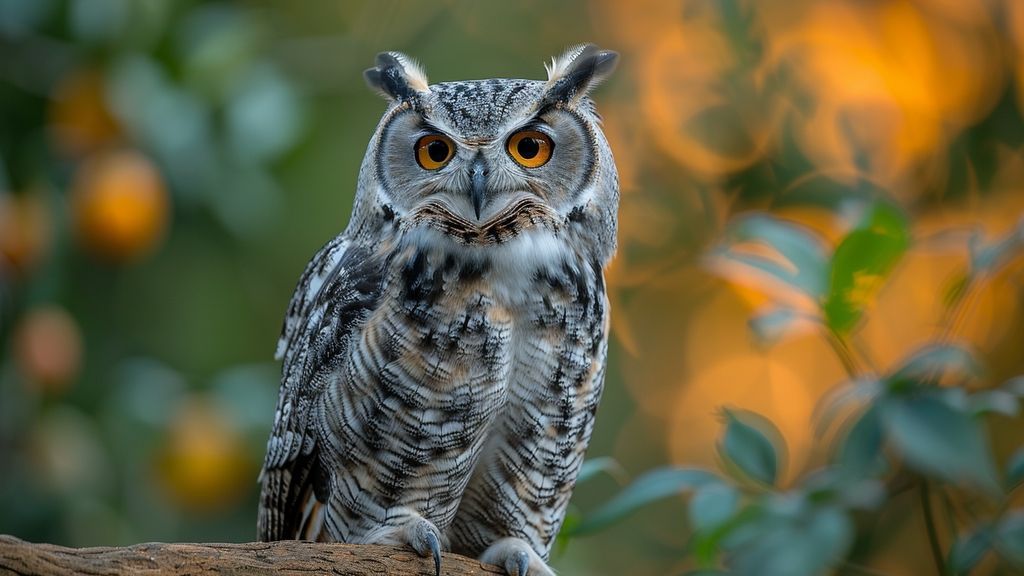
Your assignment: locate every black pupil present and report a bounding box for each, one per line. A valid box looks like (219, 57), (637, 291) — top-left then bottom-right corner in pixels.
(517, 137), (540, 159)
(426, 139), (449, 163)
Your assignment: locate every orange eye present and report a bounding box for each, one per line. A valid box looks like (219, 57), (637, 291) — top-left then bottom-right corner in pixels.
(507, 130), (553, 168)
(415, 134), (455, 170)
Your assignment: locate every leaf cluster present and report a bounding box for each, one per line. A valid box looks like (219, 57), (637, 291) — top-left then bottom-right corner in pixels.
(565, 203), (1024, 576)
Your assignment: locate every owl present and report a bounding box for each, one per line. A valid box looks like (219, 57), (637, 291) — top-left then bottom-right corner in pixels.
(258, 44), (619, 576)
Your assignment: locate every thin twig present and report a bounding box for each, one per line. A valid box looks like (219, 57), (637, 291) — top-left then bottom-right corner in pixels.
(826, 327), (861, 378)
(938, 272), (980, 347)
(851, 333), (879, 375)
(920, 482), (947, 576)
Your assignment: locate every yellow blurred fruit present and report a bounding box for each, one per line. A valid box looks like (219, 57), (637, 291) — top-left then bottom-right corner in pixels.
(157, 396), (251, 511)
(71, 150), (170, 262)
(49, 69), (121, 157)
(0, 192), (51, 274)
(13, 306), (83, 394)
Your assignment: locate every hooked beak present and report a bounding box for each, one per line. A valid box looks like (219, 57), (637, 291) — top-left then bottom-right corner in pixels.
(470, 154), (487, 220)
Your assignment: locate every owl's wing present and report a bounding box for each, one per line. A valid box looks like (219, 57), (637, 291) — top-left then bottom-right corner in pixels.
(274, 234), (351, 366)
(258, 235), (384, 541)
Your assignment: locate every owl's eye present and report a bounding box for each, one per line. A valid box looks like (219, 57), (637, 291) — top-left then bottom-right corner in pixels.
(507, 130), (554, 168)
(415, 134), (455, 170)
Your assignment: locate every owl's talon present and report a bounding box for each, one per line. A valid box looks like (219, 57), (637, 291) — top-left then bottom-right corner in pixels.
(401, 516), (445, 576)
(427, 529), (442, 576)
(513, 550), (530, 576)
(479, 538), (553, 576)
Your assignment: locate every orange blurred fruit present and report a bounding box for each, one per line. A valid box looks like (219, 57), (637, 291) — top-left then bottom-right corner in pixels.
(13, 306), (83, 394)
(49, 69), (121, 157)
(71, 150), (170, 262)
(157, 396), (251, 511)
(0, 192), (51, 274)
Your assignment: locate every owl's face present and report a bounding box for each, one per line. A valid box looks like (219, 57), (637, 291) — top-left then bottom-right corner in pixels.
(355, 46), (618, 254)
(376, 79), (594, 222)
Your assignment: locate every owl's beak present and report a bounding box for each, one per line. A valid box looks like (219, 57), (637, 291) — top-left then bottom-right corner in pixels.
(470, 154), (487, 220)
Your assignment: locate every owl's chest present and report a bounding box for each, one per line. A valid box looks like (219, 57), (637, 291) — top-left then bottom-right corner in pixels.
(377, 232), (587, 401)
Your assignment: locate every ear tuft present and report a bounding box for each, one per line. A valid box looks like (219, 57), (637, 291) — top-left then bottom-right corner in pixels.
(544, 43), (591, 82)
(542, 43), (618, 106)
(364, 51), (430, 102)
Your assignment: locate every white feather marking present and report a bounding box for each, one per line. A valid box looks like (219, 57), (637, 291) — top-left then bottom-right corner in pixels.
(488, 230), (569, 305)
(544, 43), (589, 84)
(389, 52), (431, 93)
(275, 240), (350, 360)
(405, 225), (571, 307)
(274, 335), (288, 361)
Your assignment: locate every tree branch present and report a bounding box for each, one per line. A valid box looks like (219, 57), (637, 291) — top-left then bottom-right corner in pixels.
(0, 535), (504, 576)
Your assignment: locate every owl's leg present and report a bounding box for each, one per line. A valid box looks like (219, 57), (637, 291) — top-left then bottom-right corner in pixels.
(363, 515), (446, 576)
(479, 537), (555, 576)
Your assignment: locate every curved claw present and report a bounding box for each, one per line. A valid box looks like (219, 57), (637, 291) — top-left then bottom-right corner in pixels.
(479, 537), (554, 576)
(426, 529), (442, 576)
(399, 516), (445, 576)
(511, 550), (530, 576)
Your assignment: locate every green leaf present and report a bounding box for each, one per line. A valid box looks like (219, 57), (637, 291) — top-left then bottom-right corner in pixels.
(711, 215), (829, 299)
(691, 505), (762, 567)
(719, 409), (783, 486)
(838, 405), (884, 480)
(800, 468), (885, 510)
(554, 510), (579, 555)
(835, 479), (886, 510)
(996, 511), (1024, 565)
(949, 525), (993, 575)
(725, 506), (854, 576)
(814, 378), (882, 437)
(748, 308), (809, 345)
(576, 457), (626, 485)
(690, 483), (740, 532)
(888, 345), (980, 391)
(880, 394), (1001, 495)
(969, 390), (1019, 417)
(1006, 447), (1024, 490)
(572, 467), (720, 536)
(1004, 376), (1024, 397)
(824, 202), (909, 333)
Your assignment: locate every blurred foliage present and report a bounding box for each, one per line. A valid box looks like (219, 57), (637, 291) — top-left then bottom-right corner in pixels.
(567, 207), (1024, 574)
(2, 1), (1024, 575)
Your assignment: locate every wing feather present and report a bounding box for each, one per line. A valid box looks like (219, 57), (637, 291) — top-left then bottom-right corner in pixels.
(258, 235), (385, 541)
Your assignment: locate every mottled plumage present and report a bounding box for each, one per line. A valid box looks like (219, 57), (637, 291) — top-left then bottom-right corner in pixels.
(259, 45), (619, 576)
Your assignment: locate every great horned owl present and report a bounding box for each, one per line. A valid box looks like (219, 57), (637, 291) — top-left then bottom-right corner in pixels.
(258, 44), (619, 576)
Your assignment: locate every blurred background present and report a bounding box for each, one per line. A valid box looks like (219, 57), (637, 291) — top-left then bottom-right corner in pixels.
(1, 1), (1023, 574)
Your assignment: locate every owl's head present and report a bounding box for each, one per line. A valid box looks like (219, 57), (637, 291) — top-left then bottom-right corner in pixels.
(351, 45), (619, 259)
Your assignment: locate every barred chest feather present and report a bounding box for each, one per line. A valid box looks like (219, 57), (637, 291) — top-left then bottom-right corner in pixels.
(316, 225), (608, 542)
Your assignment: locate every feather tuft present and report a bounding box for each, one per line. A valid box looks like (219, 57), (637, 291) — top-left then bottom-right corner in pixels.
(540, 43), (618, 106)
(544, 43), (591, 84)
(388, 52), (430, 93)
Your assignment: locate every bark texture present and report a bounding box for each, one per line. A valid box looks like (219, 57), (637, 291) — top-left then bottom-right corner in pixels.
(0, 535), (504, 576)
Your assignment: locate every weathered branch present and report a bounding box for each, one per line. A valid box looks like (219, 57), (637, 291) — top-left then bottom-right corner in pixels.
(0, 535), (504, 576)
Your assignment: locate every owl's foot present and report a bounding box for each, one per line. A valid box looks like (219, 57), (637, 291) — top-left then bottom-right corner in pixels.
(400, 516), (444, 576)
(479, 537), (554, 576)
